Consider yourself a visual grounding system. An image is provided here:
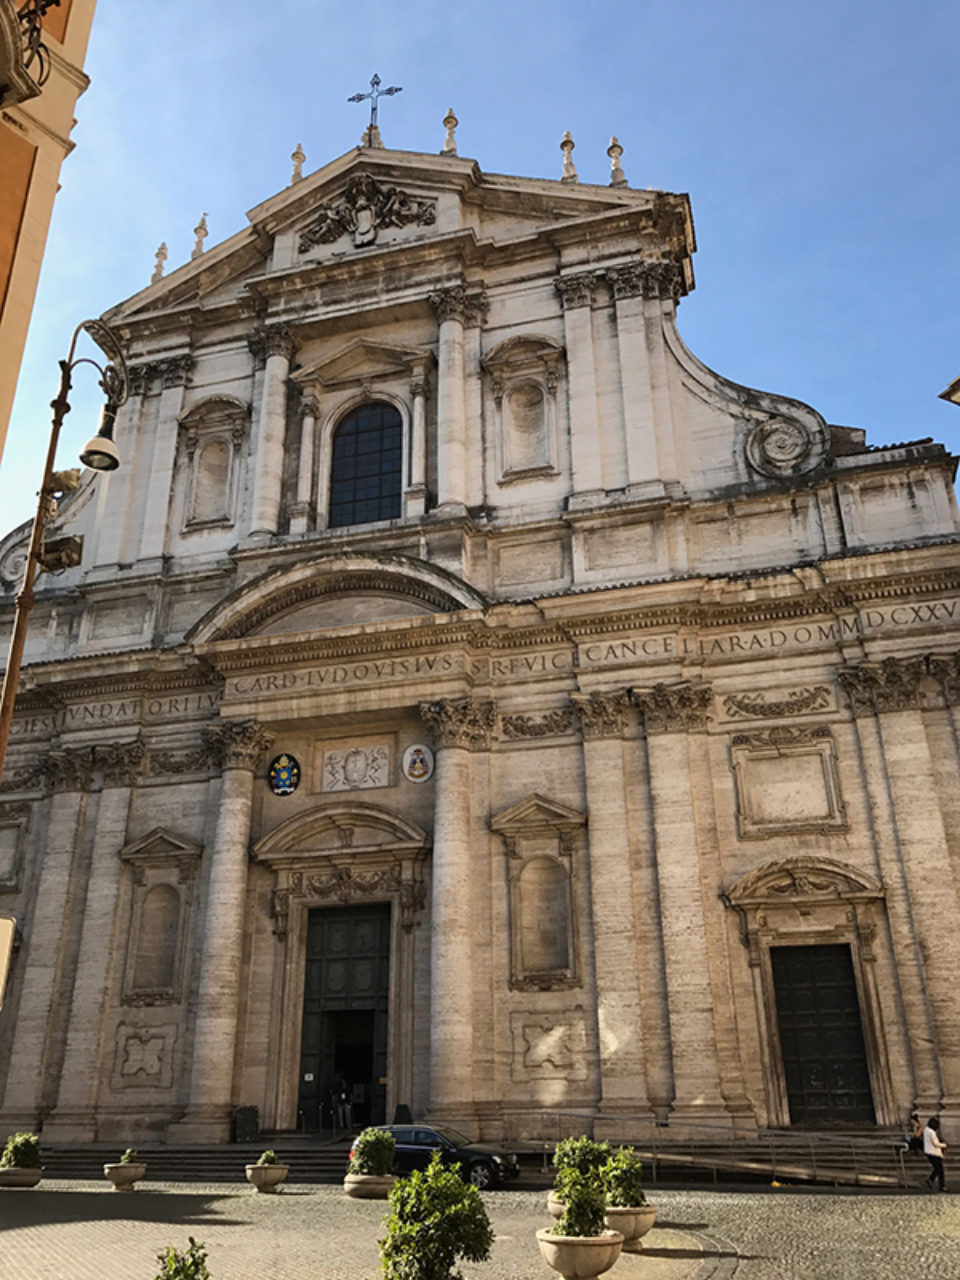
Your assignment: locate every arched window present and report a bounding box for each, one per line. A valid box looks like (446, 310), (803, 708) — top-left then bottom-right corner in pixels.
(329, 402), (402, 528)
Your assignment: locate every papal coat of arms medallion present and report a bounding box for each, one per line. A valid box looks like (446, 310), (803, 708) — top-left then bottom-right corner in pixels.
(268, 753), (301, 795)
(402, 744), (434, 783)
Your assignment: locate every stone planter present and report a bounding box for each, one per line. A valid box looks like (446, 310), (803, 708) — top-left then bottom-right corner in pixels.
(103, 1161), (147, 1191)
(547, 1191), (564, 1218)
(343, 1172), (396, 1199)
(0, 1167), (43, 1188)
(603, 1203), (656, 1252)
(536, 1227), (623, 1280)
(245, 1163), (289, 1193)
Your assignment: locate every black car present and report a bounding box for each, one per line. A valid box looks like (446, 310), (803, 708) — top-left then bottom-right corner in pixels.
(370, 1124), (520, 1188)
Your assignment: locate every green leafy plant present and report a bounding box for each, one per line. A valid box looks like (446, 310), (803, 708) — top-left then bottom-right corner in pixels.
(602, 1146), (646, 1207)
(380, 1152), (494, 1280)
(154, 1237), (211, 1280)
(349, 1126), (396, 1176)
(120, 1147), (140, 1165)
(255, 1149), (279, 1166)
(0, 1131), (41, 1169)
(552, 1167), (606, 1237)
(552, 1136), (611, 1179)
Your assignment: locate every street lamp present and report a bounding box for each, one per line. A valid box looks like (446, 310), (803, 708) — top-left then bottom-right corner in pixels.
(0, 318), (128, 779)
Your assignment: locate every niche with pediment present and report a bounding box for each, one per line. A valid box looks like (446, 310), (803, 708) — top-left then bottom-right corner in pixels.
(120, 828), (202, 1005)
(491, 794), (584, 991)
(177, 395), (249, 530)
(482, 336), (564, 483)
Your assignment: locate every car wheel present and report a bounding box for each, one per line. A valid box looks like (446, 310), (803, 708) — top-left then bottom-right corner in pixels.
(469, 1161), (494, 1189)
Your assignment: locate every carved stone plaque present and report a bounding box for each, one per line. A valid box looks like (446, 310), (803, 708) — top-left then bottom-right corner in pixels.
(322, 744), (391, 792)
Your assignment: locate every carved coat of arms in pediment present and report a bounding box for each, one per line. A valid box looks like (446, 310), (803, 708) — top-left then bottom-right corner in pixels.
(299, 175), (437, 251)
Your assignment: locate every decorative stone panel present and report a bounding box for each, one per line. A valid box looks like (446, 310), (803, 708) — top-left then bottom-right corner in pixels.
(509, 1011), (589, 1082)
(321, 743), (392, 792)
(730, 725), (846, 839)
(111, 1021), (177, 1091)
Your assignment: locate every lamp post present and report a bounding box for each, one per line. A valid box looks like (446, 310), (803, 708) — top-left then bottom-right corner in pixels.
(0, 318), (128, 780)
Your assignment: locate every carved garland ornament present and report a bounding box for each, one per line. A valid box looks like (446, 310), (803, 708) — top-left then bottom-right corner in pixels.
(723, 686), (831, 720)
(500, 708), (575, 740)
(299, 175), (436, 251)
(271, 860), (426, 934)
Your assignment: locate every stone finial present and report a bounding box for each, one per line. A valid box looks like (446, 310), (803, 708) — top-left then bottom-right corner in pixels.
(151, 242), (167, 284)
(560, 131), (578, 183)
(290, 142), (305, 184)
(191, 213), (208, 260)
(442, 107), (459, 155)
(361, 123), (384, 149)
(607, 136), (627, 187)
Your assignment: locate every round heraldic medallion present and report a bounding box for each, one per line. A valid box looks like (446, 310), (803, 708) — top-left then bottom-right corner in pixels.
(402, 744), (434, 784)
(268, 753), (301, 796)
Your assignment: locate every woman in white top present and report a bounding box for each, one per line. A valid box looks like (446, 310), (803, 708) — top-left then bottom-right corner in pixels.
(923, 1116), (947, 1192)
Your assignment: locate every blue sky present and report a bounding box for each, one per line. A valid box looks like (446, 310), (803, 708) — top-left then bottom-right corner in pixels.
(2, 0), (958, 534)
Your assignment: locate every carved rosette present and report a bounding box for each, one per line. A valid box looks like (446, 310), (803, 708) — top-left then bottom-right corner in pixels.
(157, 354), (193, 390)
(428, 285), (487, 326)
(554, 273), (595, 311)
(500, 708), (575, 740)
(569, 690), (629, 740)
(631, 682), (712, 734)
(206, 721), (274, 771)
(745, 416), (826, 479)
(419, 698), (496, 751)
(837, 657), (930, 716)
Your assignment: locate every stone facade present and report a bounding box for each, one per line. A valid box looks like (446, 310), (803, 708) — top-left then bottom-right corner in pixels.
(0, 130), (959, 1143)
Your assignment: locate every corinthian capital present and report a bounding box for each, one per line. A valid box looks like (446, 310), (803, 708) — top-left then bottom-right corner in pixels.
(206, 720), (275, 771)
(631, 682), (712, 734)
(555, 273), (596, 310)
(98, 739), (146, 787)
(248, 324), (295, 369)
(127, 363), (158, 397)
(570, 690), (630, 739)
(42, 746), (96, 793)
(929, 651), (960, 706)
(420, 698), (496, 750)
(605, 261), (683, 303)
(837, 657), (929, 717)
(158, 354), (193, 389)
(428, 286), (486, 326)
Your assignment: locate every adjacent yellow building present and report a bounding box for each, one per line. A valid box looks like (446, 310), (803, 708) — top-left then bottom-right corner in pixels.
(0, 0), (98, 462)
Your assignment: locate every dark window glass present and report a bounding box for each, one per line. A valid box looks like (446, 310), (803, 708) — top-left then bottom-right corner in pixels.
(328, 402), (402, 528)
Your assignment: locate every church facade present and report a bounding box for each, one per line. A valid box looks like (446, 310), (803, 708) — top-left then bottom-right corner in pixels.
(1, 122), (959, 1145)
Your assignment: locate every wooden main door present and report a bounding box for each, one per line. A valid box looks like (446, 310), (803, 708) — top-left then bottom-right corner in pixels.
(297, 904), (390, 1132)
(771, 943), (875, 1126)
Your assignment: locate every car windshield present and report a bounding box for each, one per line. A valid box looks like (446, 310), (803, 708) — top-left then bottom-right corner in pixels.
(431, 1126), (472, 1146)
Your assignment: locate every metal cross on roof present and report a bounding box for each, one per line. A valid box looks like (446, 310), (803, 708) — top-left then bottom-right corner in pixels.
(348, 74), (402, 129)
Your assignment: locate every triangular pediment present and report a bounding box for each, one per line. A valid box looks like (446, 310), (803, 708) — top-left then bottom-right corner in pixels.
(120, 827), (202, 864)
(490, 793), (585, 832)
(292, 339), (433, 390)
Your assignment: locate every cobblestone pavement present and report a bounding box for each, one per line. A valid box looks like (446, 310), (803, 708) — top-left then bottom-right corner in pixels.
(0, 1182), (957, 1279)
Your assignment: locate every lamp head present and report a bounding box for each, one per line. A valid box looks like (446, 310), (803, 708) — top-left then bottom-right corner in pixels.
(79, 402), (121, 472)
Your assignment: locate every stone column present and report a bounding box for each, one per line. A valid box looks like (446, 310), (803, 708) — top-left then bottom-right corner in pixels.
(419, 698), (495, 1122)
(631, 682), (728, 1122)
(840, 659), (960, 1120)
(92, 362), (157, 568)
(137, 355), (192, 566)
(289, 394), (318, 534)
(428, 286), (474, 515)
(42, 742), (144, 1141)
(570, 691), (652, 1128)
(248, 325), (295, 538)
(556, 274), (603, 503)
(405, 370), (429, 518)
(169, 720), (273, 1143)
(0, 749), (93, 1128)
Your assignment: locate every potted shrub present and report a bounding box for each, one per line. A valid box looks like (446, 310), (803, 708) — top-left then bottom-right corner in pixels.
(547, 1136), (611, 1218)
(244, 1148), (289, 1193)
(537, 1167), (623, 1280)
(380, 1151), (494, 1280)
(154, 1237), (211, 1279)
(104, 1146), (148, 1191)
(0, 1131), (43, 1188)
(344, 1126), (396, 1199)
(601, 1146), (656, 1253)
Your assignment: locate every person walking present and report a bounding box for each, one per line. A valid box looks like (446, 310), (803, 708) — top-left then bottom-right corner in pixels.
(923, 1116), (948, 1192)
